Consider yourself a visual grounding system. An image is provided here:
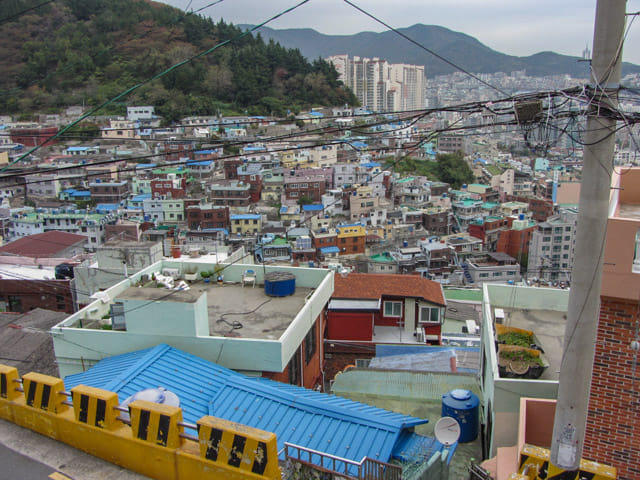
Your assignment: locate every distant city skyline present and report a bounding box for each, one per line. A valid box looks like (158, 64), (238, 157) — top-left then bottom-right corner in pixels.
(159, 0), (640, 66)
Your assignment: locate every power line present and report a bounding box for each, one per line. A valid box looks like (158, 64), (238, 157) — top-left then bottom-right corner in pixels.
(0, 0), (54, 26)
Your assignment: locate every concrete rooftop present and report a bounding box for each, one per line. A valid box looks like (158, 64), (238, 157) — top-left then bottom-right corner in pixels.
(116, 281), (315, 340)
(498, 308), (566, 380)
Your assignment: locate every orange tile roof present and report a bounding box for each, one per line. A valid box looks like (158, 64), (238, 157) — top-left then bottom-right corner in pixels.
(332, 273), (446, 306)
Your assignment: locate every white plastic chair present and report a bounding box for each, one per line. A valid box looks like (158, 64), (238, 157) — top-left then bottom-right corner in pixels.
(242, 269), (256, 288)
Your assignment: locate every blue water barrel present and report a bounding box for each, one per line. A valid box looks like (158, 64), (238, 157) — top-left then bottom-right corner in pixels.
(441, 389), (479, 443)
(264, 272), (296, 297)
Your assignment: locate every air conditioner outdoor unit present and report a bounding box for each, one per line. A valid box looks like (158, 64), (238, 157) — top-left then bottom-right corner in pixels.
(415, 328), (425, 342)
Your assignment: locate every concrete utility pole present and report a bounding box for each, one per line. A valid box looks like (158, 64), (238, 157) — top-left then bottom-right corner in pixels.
(550, 0), (626, 471)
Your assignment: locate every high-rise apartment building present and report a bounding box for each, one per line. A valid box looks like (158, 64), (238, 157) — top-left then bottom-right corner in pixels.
(327, 54), (425, 112)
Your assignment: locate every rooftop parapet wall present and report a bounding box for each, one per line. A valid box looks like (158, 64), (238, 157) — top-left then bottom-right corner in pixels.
(602, 168), (640, 300)
(0, 364), (281, 480)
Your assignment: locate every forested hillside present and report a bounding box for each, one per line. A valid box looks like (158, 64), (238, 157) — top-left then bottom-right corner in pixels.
(0, 0), (357, 121)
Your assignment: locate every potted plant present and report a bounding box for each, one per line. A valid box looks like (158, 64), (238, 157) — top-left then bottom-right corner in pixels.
(200, 271), (211, 283)
(214, 264), (224, 283)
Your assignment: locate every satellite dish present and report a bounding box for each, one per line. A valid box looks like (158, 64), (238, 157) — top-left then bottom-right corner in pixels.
(434, 416), (461, 446)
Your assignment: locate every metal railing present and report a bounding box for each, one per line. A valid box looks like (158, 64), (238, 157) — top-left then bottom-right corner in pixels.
(284, 442), (401, 480)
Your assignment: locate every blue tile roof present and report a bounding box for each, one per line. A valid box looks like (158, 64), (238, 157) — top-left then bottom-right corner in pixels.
(63, 344), (437, 470)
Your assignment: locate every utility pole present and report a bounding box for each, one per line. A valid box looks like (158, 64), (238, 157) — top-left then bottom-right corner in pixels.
(550, 0), (626, 471)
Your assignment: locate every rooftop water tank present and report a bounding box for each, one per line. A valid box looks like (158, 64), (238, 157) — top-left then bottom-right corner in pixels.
(441, 389), (479, 443)
(264, 272), (296, 297)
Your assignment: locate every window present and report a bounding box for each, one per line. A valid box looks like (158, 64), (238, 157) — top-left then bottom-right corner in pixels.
(383, 301), (402, 317)
(493, 272), (502, 277)
(288, 347), (301, 385)
(542, 236), (551, 242)
(564, 236), (571, 241)
(479, 273), (489, 278)
(419, 306), (439, 324)
(305, 321), (316, 364)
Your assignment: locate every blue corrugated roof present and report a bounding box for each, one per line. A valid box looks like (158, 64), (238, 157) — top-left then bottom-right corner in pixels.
(209, 376), (421, 471)
(302, 204), (323, 212)
(64, 345), (234, 425)
(131, 193), (151, 202)
(319, 246), (340, 254)
(187, 160), (213, 166)
(230, 214), (260, 220)
(63, 344), (434, 470)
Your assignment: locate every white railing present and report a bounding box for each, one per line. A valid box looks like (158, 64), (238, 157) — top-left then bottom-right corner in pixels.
(284, 442), (401, 480)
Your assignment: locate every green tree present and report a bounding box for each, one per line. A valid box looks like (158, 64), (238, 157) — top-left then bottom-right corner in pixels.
(435, 152), (474, 189)
(297, 196), (314, 206)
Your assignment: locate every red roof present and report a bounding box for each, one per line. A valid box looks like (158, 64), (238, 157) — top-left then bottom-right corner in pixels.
(333, 273), (446, 306)
(0, 231), (86, 257)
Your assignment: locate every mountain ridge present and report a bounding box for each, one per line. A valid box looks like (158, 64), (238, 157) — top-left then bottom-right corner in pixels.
(243, 23), (640, 78)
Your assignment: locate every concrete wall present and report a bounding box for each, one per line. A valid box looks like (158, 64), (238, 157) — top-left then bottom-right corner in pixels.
(481, 284), (567, 457)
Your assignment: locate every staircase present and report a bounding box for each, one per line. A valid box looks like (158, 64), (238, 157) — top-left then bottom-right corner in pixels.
(462, 263), (474, 284)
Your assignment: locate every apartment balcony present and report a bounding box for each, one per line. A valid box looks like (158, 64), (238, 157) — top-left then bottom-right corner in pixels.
(602, 168), (640, 300)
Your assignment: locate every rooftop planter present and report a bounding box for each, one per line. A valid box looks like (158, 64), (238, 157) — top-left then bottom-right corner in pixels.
(495, 325), (548, 379)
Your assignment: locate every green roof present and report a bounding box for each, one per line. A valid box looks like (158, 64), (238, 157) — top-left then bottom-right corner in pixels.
(152, 167), (186, 175)
(370, 254), (395, 263)
(14, 212), (106, 223)
(444, 289), (483, 302)
(396, 177), (415, 184)
(486, 165), (504, 176)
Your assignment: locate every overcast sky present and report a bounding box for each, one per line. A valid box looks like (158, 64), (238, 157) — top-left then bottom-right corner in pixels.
(159, 0), (640, 66)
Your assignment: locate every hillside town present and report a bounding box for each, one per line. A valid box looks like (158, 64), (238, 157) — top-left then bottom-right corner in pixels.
(1, 1), (640, 479)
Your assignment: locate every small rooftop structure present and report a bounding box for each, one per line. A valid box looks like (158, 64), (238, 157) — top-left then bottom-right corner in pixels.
(51, 260), (333, 378)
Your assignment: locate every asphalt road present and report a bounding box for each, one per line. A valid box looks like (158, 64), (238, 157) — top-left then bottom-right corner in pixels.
(0, 442), (72, 480)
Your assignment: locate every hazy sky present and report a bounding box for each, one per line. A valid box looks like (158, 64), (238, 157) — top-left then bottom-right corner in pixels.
(158, 0), (640, 66)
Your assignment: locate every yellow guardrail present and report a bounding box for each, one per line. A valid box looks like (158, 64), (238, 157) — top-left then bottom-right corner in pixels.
(0, 364), (281, 480)
(518, 443), (617, 480)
